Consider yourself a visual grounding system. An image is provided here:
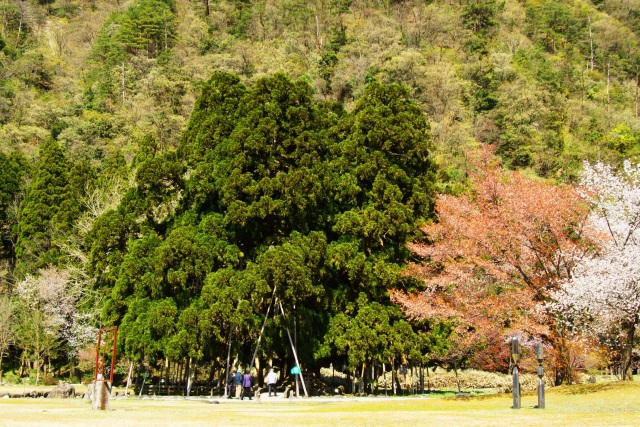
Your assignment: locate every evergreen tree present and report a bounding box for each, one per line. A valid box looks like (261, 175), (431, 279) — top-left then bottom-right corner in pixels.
(87, 73), (438, 373)
(14, 140), (75, 278)
(0, 151), (28, 282)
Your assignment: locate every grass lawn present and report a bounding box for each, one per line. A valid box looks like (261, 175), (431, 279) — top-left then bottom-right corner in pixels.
(1, 381), (639, 427)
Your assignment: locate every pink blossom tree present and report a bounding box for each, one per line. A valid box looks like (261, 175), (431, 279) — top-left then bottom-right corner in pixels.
(14, 267), (98, 384)
(552, 161), (640, 380)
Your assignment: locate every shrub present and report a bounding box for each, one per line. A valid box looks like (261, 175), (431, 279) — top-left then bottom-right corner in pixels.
(43, 374), (58, 386)
(378, 369), (557, 392)
(2, 371), (19, 385)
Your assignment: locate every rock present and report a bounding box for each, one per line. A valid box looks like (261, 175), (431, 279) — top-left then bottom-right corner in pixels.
(47, 383), (76, 399)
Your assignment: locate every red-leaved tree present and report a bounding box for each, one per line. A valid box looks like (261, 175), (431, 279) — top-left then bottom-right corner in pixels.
(391, 147), (594, 383)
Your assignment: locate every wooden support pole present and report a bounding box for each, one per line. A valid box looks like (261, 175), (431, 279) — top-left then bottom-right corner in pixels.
(249, 286), (277, 372)
(278, 302), (308, 398)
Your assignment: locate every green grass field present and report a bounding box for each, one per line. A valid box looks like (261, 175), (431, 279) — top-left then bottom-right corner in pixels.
(1, 381), (639, 427)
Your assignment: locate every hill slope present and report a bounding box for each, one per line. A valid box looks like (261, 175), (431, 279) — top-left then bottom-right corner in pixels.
(1, 0), (640, 183)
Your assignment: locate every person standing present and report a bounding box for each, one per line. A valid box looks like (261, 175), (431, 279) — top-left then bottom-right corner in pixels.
(234, 369), (243, 398)
(227, 370), (236, 398)
(266, 368), (278, 397)
(241, 369), (253, 400)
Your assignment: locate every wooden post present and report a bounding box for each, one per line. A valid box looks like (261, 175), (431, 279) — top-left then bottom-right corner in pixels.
(278, 302), (308, 397)
(249, 287), (277, 372)
(124, 361), (133, 397)
(224, 327), (233, 398)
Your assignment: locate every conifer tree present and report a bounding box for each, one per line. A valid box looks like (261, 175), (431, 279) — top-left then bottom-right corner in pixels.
(87, 73), (438, 374)
(0, 151), (28, 280)
(14, 140), (75, 278)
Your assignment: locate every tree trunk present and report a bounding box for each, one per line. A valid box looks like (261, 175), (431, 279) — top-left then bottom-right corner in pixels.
(35, 358), (41, 385)
(588, 15), (594, 72)
(607, 60), (611, 117)
(255, 355), (262, 386)
(193, 360), (199, 394)
(551, 332), (573, 385)
(622, 318), (637, 381)
(121, 62), (125, 106)
(158, 362), (164, 394)
(224, 328), (232, 396)
(17, 352), (24, 377)
(371, 362), (376, 395)
(209, 361), (217, 388)
(635, 71), (640, 119)
(165, 358), (170, 388)
(14, 13), (22, 48)
(391, 358), (396, 396)
(382, 363), (387, 396)
(186, 357), (193, 396)
(426, 364), (431, 392)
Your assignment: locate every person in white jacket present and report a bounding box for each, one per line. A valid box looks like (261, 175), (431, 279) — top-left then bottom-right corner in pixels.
(266, 368), (278, 397)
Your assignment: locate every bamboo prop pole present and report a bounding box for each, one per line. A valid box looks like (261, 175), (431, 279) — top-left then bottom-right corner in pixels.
(278, 301), (308, 398)
(249, 286), (277, 372)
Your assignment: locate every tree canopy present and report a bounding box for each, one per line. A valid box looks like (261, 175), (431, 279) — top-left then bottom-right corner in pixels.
(552, 160), (640, 381)
(86, 72), (437, 374)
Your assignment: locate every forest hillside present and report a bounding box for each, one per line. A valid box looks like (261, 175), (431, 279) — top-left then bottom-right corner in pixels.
(2, 0), (640, 388)
(2, 0), (640, 177)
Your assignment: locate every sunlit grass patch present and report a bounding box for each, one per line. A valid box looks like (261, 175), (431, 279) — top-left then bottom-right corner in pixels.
(0, 381), (639, 427)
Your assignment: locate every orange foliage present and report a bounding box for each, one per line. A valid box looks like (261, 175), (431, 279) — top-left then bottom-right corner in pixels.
(392, 147), (592, 374)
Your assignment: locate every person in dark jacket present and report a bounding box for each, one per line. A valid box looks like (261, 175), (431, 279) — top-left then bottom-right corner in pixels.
(241, 369), (253, 400)
(234, 369), (243, 398)
(227, 370), (236, 398)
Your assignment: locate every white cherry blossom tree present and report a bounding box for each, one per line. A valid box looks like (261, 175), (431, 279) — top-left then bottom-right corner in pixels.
(14, 267), (98, 384)
(552, 160), (640, 380)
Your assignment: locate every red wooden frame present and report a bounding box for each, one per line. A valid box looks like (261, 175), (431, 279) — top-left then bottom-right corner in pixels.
(94, 327), (117, 383)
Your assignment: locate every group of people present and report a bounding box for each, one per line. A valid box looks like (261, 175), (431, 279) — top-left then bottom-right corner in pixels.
(227, 368), (278, 400)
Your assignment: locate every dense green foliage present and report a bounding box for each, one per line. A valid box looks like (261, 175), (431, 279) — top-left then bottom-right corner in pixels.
(14, 140), (76, 278)
(0, 151), (27, 280)
(84, 72), (437, 379)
